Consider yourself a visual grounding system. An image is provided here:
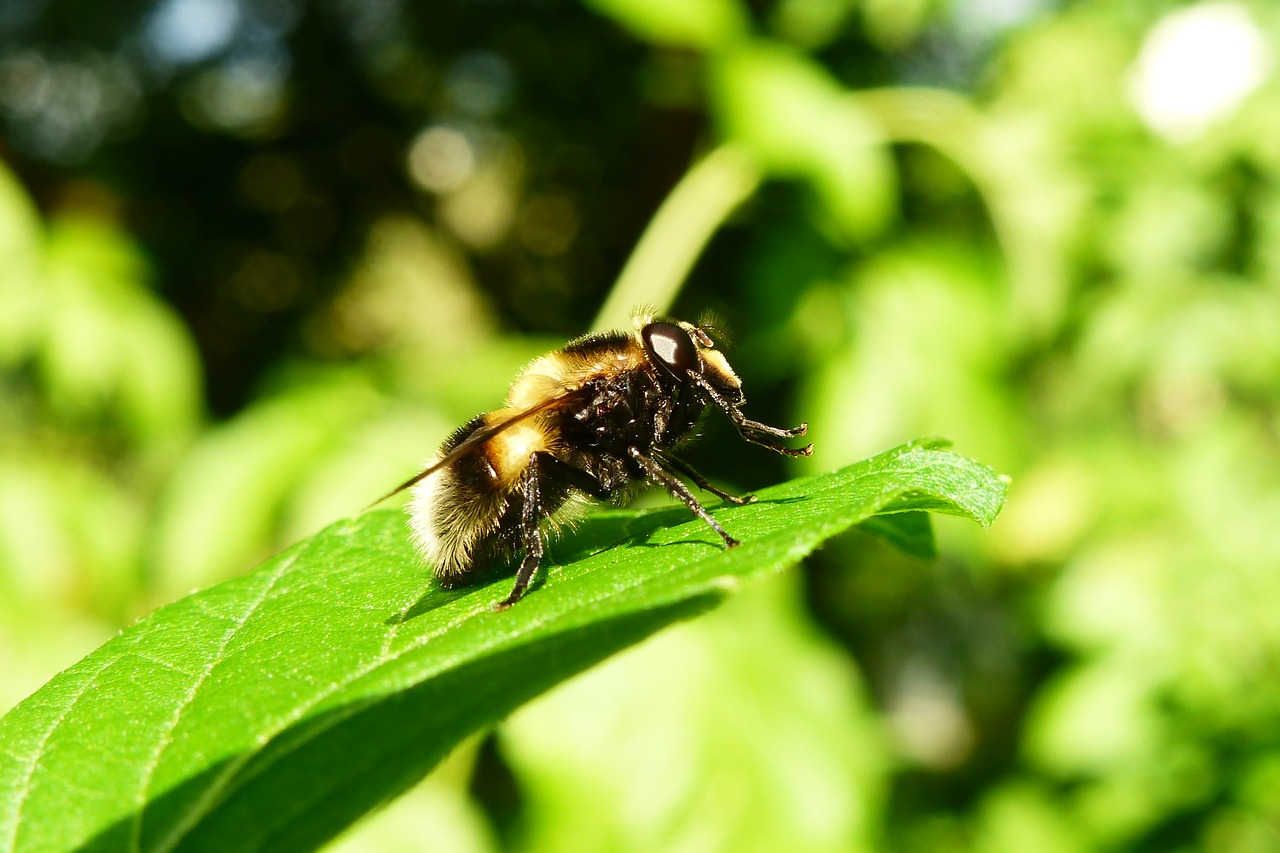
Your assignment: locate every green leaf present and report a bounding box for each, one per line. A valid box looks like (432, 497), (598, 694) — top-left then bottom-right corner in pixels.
(859, 510), (937, 560)
(148, 375), (388, 599)
(0, 441), (1006, 852)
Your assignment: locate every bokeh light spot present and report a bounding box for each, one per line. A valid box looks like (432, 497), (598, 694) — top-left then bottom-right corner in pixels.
(145, 0), (242, 66)
(1129, 1), (1273, 142)
(407, 125), (476, 193)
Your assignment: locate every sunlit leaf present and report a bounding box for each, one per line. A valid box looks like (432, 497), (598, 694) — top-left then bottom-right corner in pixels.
(0, 441), (1005, 852)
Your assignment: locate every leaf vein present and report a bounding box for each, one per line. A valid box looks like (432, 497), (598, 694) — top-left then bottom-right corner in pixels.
(190, 530), (758, 811)
(129, 548), (298, 853)
(155, 587), (482, 841)
(1, 656), (117, 853)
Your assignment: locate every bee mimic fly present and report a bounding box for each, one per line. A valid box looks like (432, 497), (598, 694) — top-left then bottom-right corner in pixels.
(380, 311), (812, 609)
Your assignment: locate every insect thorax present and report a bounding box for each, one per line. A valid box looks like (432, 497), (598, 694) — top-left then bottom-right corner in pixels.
(556, 368), (702, 462)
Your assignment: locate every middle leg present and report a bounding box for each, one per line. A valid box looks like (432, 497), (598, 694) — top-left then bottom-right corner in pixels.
(628, 446), (739, 549)
(656, 451), (755, 505)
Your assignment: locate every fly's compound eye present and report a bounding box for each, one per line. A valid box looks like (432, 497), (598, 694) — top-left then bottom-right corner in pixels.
(641, 322), (700, 380)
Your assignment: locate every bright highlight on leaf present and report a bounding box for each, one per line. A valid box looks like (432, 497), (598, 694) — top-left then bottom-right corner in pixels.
(0, 440), (1005, 853)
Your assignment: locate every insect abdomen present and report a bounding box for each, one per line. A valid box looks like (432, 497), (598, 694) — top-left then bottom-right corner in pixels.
(407, 416), (504, 579)
(407, 411), (556, 581)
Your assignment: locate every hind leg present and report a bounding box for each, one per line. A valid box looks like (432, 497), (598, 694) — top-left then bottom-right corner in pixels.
(494, 458), (546, 610)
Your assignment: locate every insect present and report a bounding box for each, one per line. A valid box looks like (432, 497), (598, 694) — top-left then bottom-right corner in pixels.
(382, 311), (812, 609)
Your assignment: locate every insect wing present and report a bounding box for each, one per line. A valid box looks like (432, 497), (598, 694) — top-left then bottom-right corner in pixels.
(368, 390), (579, 507)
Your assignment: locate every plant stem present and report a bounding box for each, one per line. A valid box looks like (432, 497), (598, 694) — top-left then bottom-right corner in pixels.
(591, 144), (762, 332)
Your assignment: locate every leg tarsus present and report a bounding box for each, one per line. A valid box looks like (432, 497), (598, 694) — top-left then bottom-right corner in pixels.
(742, 431), (814, 458)
(741, 417), (809, 440)
(628, 446), (739, 548)
(689, 374), (812, 458)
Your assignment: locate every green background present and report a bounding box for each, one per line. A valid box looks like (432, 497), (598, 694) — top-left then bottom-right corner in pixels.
(2, 0), (1279, 849)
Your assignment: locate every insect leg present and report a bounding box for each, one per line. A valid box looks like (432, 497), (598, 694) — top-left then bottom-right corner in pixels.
(690, 374), (814, 458)
(627, 447), (740, 548)
(655, 451), (755, 505)
(495, 456), (545, 611)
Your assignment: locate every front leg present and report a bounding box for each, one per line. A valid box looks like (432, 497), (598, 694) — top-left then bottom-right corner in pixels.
(690, 373), (813, 458)
(628, 447), (739, 549)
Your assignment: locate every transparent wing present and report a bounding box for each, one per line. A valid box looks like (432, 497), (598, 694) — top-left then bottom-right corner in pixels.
(367, 389), (580, 508)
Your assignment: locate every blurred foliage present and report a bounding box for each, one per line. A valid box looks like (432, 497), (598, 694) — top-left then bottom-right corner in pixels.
(2, 0), (1280, 850)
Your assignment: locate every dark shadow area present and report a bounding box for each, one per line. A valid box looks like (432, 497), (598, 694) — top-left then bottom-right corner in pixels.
(383, 584), (474, 626)
(2, 0), (700, 415)
(858, 511), (936, 560)
(385, 511), (639, 625)
(468, 732), (523, 847)
(387, 504), (726, 623)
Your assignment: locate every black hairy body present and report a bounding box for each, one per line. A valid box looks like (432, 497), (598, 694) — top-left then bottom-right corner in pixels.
(384, 314), (812, 609)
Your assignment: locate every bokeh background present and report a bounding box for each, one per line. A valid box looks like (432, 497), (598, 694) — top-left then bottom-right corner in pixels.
(4, 0), (1280, 850)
